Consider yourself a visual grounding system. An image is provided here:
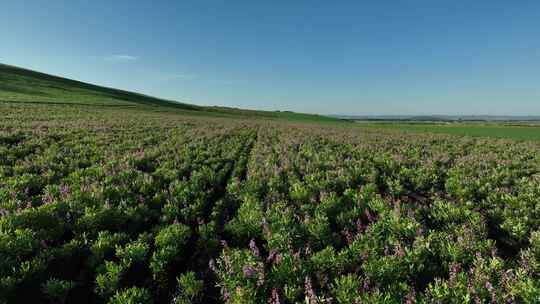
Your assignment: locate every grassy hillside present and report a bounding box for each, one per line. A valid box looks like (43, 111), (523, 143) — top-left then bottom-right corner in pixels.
(0, 63), (341, 123)
(0, 63), (200, 109)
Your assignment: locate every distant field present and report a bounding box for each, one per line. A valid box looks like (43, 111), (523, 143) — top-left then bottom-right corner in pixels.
(358, 122), (540, 141)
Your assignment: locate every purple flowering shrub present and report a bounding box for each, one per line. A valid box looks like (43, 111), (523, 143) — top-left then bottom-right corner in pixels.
(2, 103), (540, 303)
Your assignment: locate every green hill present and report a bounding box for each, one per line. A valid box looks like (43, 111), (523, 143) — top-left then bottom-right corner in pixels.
(0, 63), (341, 123)
(0, 63), (199, 109)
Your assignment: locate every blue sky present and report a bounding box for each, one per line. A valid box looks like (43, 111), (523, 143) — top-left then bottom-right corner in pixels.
(2, 1), (539, 115)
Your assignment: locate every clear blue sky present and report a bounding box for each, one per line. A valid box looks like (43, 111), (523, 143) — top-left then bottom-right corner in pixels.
(2, 1), (539, 115)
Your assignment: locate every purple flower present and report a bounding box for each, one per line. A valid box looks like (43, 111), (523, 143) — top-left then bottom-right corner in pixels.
(343, 229), (353, 245)
(59, 183), (70, 198)
(362, 278), (370, 292)
(405, 285), (416, 304)
(365, 208), (375, 223)
(221, 288), (231, 303)
(395, 242), (405, 257)
(242, 265), (257, 278)
(520, 253), (531, 274)
(256, 262), (266, 286)
(467, 272), (473, 292)
(448, 263), (460, 288)
(304, 276), (317, 303)
(356, 218), (366, 233)
(42, 192), (54, 204)
(267, 249), (278, 264)
(271, 288), (281, 304)
(485, 281), (497, 303)
(249, 239), (260, 257)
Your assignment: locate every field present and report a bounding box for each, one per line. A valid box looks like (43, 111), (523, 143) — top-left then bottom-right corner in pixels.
(358, 121), (540, 141)
(2, 100), (540, 304)
(3, 65), (540, 304)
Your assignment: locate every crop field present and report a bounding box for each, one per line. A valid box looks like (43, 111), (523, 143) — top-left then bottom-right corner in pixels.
(358, 122), (540, 141)
(2, 102), (540, 303)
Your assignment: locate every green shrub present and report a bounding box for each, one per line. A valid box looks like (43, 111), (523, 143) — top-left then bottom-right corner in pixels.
(42, 278), (74, 304)
(224, 196), (263, 241)
(88, 231), (129, 268)
(116, 236), (150, 266)
(108, 287), (152, 304)
(174, 271), (204, 303)
(150, 223), (191, 284)
(331, 274), (361, 304)
(96, 261), (125, 297)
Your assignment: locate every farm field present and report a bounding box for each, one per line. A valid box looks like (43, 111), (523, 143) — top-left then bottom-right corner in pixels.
(6, 1), (540, 302)
(2, 102), (540, 303)
(358, 122), (540, 141)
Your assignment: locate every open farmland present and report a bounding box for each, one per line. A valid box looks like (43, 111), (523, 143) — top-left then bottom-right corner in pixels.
(2, 102), (540, 303)
(358, 122), (540, 141)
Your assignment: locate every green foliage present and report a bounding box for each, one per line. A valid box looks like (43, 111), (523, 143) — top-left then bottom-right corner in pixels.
(88, 231), (129, 267)
(150, 223), (191, 284)
(361, 122), (540, 141)
(0, 63), (197, 110)
(331, 274), (362, 304)
(310, 246), (340, 277)
(108, 287), (153, 304)
(76, 205), (126, 235)
(224, 196), (263, 241)
(116, 239), (149, 266)
(2, 101), (540, 303)
(305, 212), (334, 249)
(174, 271), (204, 303)
(42, 278), (74, 304)
(215, 248), (264, 303)
(96, 261), (125, 297)
(0, 228), (40, 276)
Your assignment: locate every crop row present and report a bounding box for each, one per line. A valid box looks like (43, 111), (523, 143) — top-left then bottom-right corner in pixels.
(1, 103), (540, 303)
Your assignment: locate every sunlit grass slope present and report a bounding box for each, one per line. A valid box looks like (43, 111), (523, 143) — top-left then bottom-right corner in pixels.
(0, 63), (198, 109)
(0, 63), (341, 123)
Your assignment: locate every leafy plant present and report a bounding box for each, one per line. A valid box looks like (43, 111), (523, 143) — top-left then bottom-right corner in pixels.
(42, 278), (74, 304)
